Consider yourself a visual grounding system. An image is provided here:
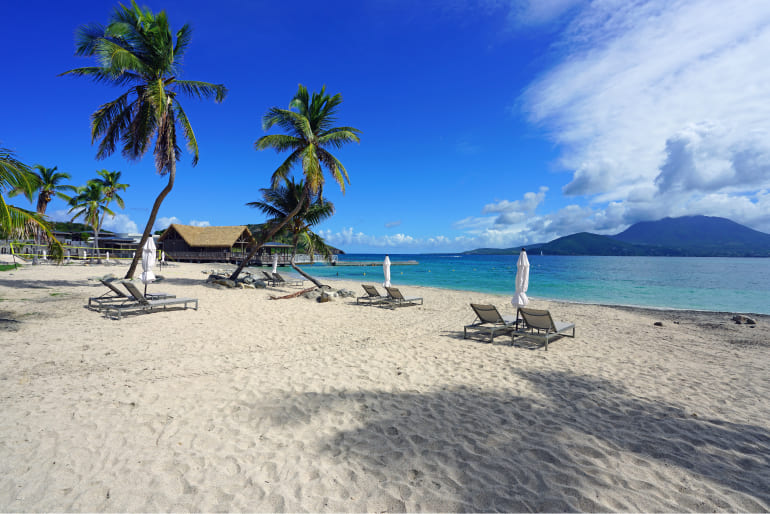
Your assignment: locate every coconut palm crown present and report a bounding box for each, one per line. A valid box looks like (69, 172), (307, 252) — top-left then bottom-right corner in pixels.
(229, 84), (359, 281)
(61, 0), (227, 277)
(68, 181), (115, 258)
(18, 165), (76, 215)
(0, 147), (63, 259)
(247, 177), (336, 288)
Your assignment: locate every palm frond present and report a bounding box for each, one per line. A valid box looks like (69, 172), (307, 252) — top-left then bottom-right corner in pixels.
(174, 80), (228, 102)
(270, 149), (302, 188)
(317, 148), (350, 193)
(319, 128), (362, 149)
(174, 23), (193, 59)
(91, 90), (131, 143)
(255, 134), (302, 153)
(173, 98), (199, 166)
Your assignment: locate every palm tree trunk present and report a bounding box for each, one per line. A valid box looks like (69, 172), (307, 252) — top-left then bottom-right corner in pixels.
(93, 224), (100, 260)
(124, 158), (175, 279)
(228, 192), (308, 281)
(289, 253), (325, 289)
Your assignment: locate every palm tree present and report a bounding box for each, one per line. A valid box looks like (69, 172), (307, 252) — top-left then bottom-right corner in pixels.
(10, 165), (76, 216)
(248, 178), (335, 288)
(68, 181), (115, 259)
(0, 146), (63, 260)
(93, 169), (128, 210)
(61, 0), (227, 278)
(230, 84), (360, 281)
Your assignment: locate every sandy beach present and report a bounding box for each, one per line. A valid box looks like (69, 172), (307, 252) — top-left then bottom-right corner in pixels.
(1, 260), (769, 512)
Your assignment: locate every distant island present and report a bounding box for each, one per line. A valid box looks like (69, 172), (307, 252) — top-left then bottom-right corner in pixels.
(463, 216), (770, 257)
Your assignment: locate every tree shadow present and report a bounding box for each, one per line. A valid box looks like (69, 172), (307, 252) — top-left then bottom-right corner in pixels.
(0, 278), (91, 289)
(253, 371), (769, 511)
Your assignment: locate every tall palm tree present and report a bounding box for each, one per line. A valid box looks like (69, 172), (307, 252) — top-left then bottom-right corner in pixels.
(68, 181), (115, 259)
(61, 0), (227, 278)
(230, 84), (360, 281)
(248, 177), (335, 288)
(10, 165), (76, 215)
(0, 146), (63, 260)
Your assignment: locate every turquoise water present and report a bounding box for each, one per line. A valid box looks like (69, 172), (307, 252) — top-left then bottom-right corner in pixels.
(293, 254), (770, 314)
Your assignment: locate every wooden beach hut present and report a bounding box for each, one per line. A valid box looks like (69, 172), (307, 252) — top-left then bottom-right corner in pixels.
(158, 224), (255, 263)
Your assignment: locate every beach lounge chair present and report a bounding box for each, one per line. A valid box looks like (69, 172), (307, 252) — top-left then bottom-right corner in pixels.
(272, 272), (304, 287)
(104, 280), (198, 320)
(357, 284), (389, 305)
(88, 278), (174, 309)
(464, 303), (518, 342)
(513, 307), (575, 350)
(261, 271), (278, 286)
(384, 286), (423, 307)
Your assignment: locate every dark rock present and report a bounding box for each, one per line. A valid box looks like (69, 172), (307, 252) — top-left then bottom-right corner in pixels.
(336, 288), (356, 298)
(212, 278), (236, 288)
(654, 321), (663, 327)
(732, 315), (757, 325)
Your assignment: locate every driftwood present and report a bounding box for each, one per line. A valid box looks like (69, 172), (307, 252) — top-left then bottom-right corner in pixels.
(269, 286), (318, 300)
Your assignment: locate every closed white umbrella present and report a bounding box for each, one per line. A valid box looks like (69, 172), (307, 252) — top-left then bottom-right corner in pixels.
(512, 248), (530, 309)
(272, 253), (279, 274)
(140, 238), (157, 295)
(383, 255), (391, 287)
(106, 251), (110, 262)
(42, 250), (47, 261)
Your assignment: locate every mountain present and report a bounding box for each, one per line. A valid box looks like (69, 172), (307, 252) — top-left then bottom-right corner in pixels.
(463, 216), (770, 257)
(612, 215), (770, 256)
(537, 232), (652, 256)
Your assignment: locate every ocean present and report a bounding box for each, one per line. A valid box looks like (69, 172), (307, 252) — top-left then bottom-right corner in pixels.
(295, 254), (770, 314)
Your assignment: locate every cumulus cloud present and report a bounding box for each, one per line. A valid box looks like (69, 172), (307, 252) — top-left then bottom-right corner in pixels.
(154, 217), (181, 231)
(102, 213), (139, 234)
(483, 186), (548, 225)
(522, 0), (770, 232)
(153, 217), (210, 231)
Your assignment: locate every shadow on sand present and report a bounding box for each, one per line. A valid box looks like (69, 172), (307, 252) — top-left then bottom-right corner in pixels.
(253, 370), (769, 512)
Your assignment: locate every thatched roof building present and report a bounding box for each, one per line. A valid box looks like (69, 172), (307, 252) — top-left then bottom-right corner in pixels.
(160, 224), (254, 249)
(158, 224), (294, 264)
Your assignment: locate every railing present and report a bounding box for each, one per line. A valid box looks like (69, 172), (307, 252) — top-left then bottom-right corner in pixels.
(8, 242), (138, 263)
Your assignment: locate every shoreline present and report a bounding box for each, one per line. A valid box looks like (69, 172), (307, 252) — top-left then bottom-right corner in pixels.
(253, 263), (770, 317)
(1, 261), (769, 511)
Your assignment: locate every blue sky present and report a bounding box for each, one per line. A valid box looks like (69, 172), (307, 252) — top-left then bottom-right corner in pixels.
(4, 0), (770, 252)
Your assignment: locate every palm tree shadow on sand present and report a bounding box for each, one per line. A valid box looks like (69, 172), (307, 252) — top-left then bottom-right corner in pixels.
(253, 370), (769, 512)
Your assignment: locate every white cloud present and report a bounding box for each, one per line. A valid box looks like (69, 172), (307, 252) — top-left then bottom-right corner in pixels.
(154, 216), (181, 231)
(102, 213), (138, 234)
(509, 0), (583, 26)
(521, 0), (770, 231)
(385, 220), (402, 228)
(153, 217), (210, 231)
(482, 186), (548, 225)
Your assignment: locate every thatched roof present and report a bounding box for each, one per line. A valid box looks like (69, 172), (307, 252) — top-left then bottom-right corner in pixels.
(159, 224), (254, 248)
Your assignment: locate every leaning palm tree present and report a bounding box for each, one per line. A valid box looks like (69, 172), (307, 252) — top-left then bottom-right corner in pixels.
(61, 0), (227, 278)
(229, 84), (360, 281)
(68, 181), (115, 259)
(0, 146), (63, 260)
(248, 177), (335, 288)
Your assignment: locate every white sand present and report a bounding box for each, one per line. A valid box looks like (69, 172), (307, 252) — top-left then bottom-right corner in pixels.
(1, 260), (768, 512)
